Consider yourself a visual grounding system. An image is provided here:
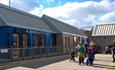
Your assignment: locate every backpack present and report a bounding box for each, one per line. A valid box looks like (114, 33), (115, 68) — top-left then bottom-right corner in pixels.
(78, 45), (84, 53)
(89, 47), (94, 53)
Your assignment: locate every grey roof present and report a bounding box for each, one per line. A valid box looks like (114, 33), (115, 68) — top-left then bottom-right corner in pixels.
(92, 23), (115, 36)
(42, 15), (84, 36)
(0, 3), (54, 32)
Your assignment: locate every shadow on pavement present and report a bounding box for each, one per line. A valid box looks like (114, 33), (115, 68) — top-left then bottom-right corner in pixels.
(95, 59), (112, 62)
(0, 55), (69, 70)
(93, 63), (107, 68)
(93, 63), (115, 69)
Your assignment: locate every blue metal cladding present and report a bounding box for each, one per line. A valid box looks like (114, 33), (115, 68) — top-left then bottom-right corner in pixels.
(28, 30), (33, 57)
(0, 27), (9, 47)
(0, 26), (13, 59)
(0, 26), (57, 59)
(45, 33), (51, 53)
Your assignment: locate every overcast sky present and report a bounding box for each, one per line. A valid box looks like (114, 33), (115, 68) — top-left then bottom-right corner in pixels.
(0, 0), (115, 29)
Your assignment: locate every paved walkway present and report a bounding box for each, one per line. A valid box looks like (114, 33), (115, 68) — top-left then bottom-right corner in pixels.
(0, 54), (115, 70)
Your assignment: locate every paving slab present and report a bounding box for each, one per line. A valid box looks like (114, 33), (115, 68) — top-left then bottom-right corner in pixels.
(0, 54), (114, 70)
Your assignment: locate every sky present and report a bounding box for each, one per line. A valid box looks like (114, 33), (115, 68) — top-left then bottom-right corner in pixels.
(0, 0), (115, 29)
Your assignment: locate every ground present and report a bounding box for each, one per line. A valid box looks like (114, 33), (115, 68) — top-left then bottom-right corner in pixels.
(0, 54), (115, 70)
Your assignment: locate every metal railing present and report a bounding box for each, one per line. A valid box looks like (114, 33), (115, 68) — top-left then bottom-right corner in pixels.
(0, 46), (71, 63)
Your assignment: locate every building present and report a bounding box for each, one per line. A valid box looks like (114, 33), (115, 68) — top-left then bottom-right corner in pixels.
(92, 23), (115, 52)
(42, 15), (85, 54)
(0, 3), (85, 62)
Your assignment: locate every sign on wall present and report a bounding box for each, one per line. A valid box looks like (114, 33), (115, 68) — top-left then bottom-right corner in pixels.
(0, 49), (8, 53)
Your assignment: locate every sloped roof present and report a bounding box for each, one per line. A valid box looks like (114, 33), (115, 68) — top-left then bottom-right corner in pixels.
(42, 15), (84, 36)
(0, 4), (53, 32)
(92, 23), (115, 36)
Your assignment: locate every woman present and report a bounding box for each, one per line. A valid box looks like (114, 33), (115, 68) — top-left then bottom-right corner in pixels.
(86, 41), (95, 65)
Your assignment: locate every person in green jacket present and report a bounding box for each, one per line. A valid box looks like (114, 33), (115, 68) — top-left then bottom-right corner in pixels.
(76, 42), (85, 65)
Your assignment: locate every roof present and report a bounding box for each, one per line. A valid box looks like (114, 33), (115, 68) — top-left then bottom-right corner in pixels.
(0, 3), (54, 33)
(42, 15), (84, 36)
(92, 23), (115, 36)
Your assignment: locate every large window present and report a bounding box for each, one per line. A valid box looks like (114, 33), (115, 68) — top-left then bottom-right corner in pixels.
(65, 37), (70, 47)
(41, 35), (45, 47)
(13, 34), (19, 48)
(33, 35), (38, 47)
(38, 33), (45, 47)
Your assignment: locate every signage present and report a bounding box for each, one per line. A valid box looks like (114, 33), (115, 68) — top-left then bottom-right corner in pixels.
(0, 49), (8, 53)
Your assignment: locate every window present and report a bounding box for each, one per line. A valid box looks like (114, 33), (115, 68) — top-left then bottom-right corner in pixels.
(65, 37), (70, 47)
(23, 34), (28, 48)
(41, 35), (45, 47)
(38, 34), (45, 47)
(33, 35), (38, 47)
(51, 34), (56, 47)
(13, 34), (19, 48)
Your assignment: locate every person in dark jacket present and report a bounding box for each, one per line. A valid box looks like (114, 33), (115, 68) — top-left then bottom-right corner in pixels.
(112, 39), (115, 62)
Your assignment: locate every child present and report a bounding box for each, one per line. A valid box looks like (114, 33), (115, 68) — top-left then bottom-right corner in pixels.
(69, 49), (75, 62)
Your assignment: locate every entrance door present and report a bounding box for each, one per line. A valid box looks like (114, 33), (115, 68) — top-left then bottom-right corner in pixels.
(12, 34), (19, 58)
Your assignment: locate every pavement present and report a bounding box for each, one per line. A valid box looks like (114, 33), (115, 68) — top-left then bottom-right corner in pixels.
(0, 54), (115, 70)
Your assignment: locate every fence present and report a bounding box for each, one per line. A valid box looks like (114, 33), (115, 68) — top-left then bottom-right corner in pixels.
(0, 46), (70, 63)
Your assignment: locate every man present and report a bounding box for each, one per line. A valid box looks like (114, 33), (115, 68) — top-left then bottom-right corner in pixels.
(112, 39), (115, 62)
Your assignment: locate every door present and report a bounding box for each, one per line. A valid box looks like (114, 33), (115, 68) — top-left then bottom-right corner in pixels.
(12, 34), (19, 58)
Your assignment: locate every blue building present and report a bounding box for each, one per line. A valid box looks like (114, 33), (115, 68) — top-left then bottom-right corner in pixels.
(0, 4), (85, 62)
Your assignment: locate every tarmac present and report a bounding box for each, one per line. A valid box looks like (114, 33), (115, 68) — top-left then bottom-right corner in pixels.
(0, 54), (114, 70)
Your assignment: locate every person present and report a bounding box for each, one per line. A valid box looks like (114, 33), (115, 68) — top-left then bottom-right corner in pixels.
(69, 49), (75, 62)
(84, 41), (88, 57)
(112, 39), (115, 62)
(86, 41), (95, 66)
(76, 42), (85, 65)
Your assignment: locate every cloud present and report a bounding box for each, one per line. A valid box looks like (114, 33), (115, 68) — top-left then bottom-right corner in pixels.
(1, 0), (115, 28)
(12, 0), (40, 11)
(41, 0), (115, 28)
(29, 5), (44, 16)
(0, 0), (9, 5)
(100, 11), (115, 22)
(0, 0), (40, 12)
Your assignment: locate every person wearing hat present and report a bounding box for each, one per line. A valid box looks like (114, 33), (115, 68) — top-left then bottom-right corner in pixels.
(86, 41), (95, 65)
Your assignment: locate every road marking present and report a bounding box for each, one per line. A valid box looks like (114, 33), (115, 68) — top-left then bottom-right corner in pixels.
(104, 63), (115, 70)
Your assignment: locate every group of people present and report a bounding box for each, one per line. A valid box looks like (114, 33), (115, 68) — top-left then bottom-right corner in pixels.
(69, 40), (96, 66)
